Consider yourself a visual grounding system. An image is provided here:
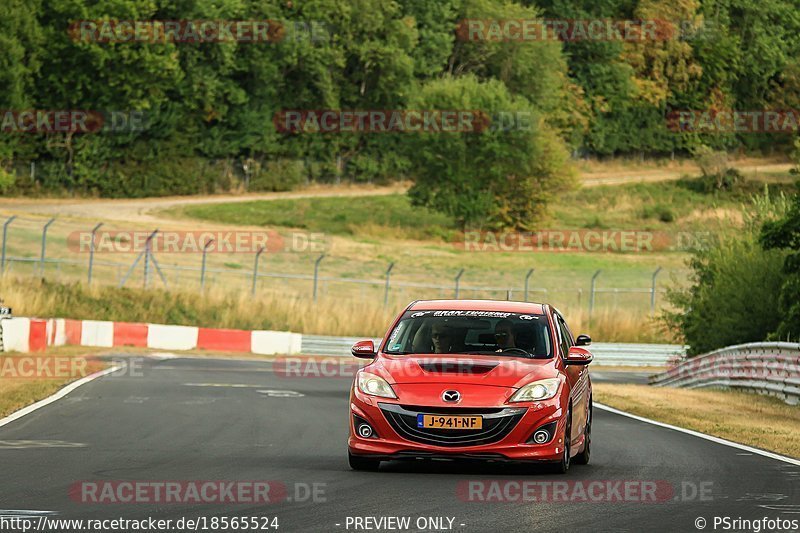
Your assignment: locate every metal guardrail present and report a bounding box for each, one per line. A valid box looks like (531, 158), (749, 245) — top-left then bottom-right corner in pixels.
(650, 342), (800, 405)
(301, 335), (382, 357)
(300, 335), (684, 366)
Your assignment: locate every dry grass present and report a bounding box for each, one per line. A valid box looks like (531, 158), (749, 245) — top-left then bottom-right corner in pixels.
(591, 365), (666, 372)
(594, 384), (800, 458)
(560, 307), (675, 344)
(0, 275), (671, 341)
(0, 346), (108, 418)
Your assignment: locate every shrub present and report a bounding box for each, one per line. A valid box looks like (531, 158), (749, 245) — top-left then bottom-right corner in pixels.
(248, 159), (307, 192)
(664, 190), (790, 355)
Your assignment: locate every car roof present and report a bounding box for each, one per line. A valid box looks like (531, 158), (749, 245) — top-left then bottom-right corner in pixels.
(408, 299), (546, 315)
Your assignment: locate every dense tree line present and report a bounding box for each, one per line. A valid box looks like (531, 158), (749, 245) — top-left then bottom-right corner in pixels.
(1, 0), (800, 227)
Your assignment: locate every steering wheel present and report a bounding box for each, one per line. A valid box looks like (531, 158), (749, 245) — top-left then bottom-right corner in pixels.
(500, 347), (531, 356)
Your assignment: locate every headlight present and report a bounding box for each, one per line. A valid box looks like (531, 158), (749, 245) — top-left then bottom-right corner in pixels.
(357, 371), (397, 399)
(509, 378), (560, 402)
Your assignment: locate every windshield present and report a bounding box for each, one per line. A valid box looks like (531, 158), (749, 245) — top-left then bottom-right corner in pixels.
(382, 310), (553, 358)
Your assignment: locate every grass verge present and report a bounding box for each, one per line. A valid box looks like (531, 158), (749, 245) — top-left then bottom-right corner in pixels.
(0, 346), (108, 418)
(593, 384), (800, 458)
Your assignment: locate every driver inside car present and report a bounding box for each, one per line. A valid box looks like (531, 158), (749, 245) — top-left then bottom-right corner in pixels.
(494, 319), (516, 350)
(430, 322), (467, 353)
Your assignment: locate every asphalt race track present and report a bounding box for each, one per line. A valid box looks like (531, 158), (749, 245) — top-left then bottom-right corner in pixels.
(1, 356), (798, 533)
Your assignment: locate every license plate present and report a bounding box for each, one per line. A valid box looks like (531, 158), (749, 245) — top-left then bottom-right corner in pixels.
(417, 414), (482, 430)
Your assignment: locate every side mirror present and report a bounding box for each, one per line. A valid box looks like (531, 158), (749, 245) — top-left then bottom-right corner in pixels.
(575, 334), (591, 346)
(566, 346), (593, 366)
(351, 340), (376, 359)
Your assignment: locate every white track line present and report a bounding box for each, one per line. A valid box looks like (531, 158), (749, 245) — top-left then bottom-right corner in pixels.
(596, 403), (800, 466)
(0, 365), (122, 430)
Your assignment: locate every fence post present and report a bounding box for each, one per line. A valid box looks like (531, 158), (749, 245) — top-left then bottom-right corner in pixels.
(523, 268), (534, 301)
(200, 238), (214, 292)
(118, 229), (157, 288)
(384, 262), (395, 307)
(1, 215), (17, 273)
(143, 230), (159, 289)
(454, 268), (465, 299)
(39, 218), (56, 276)
(589, 269), (602, 325)
(651, 266), (663, 313)
(252, 246), (265, 296)
(87, 222), (103, 285)
(313, 254), (326, 302)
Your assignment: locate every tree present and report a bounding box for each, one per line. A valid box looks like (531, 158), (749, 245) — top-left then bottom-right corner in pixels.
(760, 189), (800, 341)
(403, 75), (574, 230)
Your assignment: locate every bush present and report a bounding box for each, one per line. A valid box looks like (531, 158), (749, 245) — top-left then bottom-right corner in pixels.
(760, 189), (800, 341)
(640, 204), (675, 223)
(664, 238), (786, 355)
(248, 159), (307, 192)
(0, 166), (14, 192)
(664, 191), (790, 355)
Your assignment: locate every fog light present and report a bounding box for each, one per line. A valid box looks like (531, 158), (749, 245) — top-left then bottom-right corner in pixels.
(527, 421), (557, 444)
(532, 430), (550, 444)
(358, 424), (374, 438)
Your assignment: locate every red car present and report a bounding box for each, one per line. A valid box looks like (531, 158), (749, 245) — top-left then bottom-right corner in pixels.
(347, 299), (593, 473)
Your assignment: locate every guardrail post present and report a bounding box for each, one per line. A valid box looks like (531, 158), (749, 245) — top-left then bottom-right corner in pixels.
(313, 253), (325, 302)
(87, 222), (103, 285)
(39, 217), (56, 276)
(200, 238), (214, 292)
(384, 262), (394, 307)
(454, 268), (465, 299)
(252, 246), (265, 296)
(1, 215), (17, 274)
(651, 266), (663, 313)
(589, 269), (602, 325)
(523, 268), (534, 301)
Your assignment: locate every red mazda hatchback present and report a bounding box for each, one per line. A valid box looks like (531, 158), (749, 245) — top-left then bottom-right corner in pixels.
(347, 299), (593, 473)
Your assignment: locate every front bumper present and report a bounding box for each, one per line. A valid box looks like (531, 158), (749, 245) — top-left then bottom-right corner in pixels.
(348, 392), (567, 462)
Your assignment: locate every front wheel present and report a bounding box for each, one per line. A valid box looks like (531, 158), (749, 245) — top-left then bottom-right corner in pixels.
(550, 409), (572, 474)
(573, 401), (591, 465)
(348, 451), (381, 471)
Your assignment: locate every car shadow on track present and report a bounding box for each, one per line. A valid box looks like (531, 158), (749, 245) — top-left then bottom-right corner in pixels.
(373, 460), (572, 477)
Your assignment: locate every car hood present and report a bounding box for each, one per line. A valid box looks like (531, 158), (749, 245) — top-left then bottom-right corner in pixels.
(371, 353), (558, 389)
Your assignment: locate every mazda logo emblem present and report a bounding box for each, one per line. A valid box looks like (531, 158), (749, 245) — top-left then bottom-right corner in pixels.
(442, 390), (461, 403)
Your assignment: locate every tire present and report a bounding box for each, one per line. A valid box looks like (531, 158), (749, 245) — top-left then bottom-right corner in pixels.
(573, 400), (591, 465)
(551, 409), (572, 474)
(348, 451), (381, 471)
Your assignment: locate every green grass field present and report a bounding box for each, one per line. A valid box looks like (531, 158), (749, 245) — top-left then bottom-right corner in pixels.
(174, 177), (797, 239)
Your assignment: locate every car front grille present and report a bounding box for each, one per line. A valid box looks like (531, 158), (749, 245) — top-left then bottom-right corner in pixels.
(378, 403), (525, 447)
